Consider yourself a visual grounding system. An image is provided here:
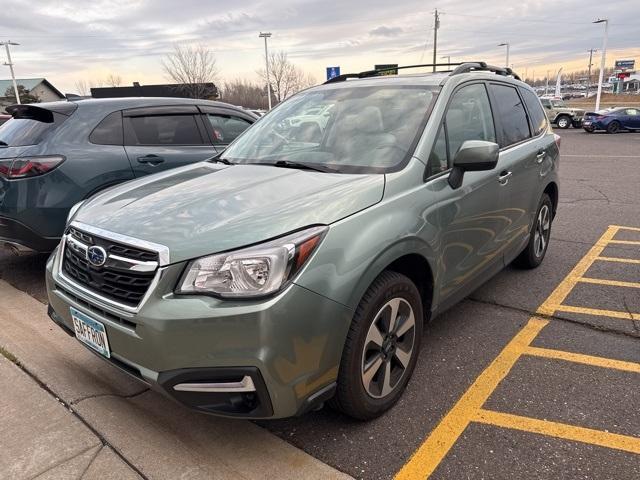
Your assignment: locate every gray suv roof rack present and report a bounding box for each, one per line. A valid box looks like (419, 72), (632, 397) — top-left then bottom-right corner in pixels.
(323, 61), (520, 85)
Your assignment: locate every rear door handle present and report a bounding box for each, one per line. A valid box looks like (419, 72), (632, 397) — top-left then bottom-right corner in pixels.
(536, 150), (546, 164)
(498, 171), (512, 185)
(137, 155), (165, 166)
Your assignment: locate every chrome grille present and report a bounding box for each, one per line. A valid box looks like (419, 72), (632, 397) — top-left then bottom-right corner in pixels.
(62, 227), (159, 308)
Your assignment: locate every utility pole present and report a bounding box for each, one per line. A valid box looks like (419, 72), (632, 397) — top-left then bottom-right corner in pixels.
(432, 9), (440, 72)
(586, 48), (597, 100)
(1, 41), (20, 104)
(593, 18), (608, 111)
(259, 32), (272, 110)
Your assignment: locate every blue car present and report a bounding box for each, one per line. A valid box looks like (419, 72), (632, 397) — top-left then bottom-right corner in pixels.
(582, 107), (640, 133)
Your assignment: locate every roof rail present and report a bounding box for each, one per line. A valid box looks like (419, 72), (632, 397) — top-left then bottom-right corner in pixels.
(324, 62), (463, 84)
(450, 62), (521, 80)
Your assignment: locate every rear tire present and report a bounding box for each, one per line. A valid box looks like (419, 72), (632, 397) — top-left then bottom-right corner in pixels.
(607, 121), (621, 134)
(330, 271), (423, 420)
(513, 194), (553, 269)
(556, 115), (571, 129)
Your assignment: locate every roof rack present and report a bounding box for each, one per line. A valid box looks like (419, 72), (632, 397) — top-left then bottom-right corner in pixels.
(450, 62), (521, 80)
(324, 63), (462, 84)
(323, 61), (521, 84)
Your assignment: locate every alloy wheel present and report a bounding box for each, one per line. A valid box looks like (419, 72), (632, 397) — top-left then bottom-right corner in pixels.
(361, 297), (416, 399)
(534, 204), (551, 258)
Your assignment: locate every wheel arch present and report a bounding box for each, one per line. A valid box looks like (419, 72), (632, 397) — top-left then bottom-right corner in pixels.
(543, 181), (559, 217)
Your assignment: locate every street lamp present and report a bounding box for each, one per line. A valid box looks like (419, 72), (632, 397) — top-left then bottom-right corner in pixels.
(0, 41), (20, 104)
(498, 42), (510, 68)
(441, 55), (451, 67)
(259, 32), (272, 110)
(593, 19), (608, 111)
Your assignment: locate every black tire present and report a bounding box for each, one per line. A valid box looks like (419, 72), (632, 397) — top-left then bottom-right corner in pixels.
(607, 121), (620, 134)
(556, 115), (571, 129)
(583, 127), (594, 133)
(513, 193), (553, 269)
(330, 271), (423, 420)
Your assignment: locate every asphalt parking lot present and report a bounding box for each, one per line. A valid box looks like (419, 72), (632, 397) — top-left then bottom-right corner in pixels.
(1, 129), (639, 479)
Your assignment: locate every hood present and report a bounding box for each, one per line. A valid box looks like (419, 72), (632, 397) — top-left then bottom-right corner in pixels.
(76, 162), (384, 263)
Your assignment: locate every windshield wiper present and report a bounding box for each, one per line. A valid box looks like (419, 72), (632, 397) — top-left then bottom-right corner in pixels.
(0, 141), (8, 147)
(209, 157), (234, 165)
(270, 160), (339, 173)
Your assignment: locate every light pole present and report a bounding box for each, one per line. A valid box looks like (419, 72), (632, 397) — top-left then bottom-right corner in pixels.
(259, 32), (272, 110)
(441, 55), (451, 68)
(498, 42), (509, 68)
(593, 18), (608, 111)
(586, 48), (597, 100)
(1, 41), (20, 104)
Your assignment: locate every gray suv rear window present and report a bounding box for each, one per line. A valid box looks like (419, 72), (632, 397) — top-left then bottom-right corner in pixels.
(489, 84), (531, 147)
(89, 111), (123, 145)
(0, 110), (67, 146)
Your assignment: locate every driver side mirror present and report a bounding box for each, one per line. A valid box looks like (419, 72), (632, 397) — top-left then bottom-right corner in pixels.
(448, 140), (499, 189)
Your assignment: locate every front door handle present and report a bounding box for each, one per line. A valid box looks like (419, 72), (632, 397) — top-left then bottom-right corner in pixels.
(498, 171), (512, 185)
(536, 150), (546, 164)
(137, 155), (165, 166)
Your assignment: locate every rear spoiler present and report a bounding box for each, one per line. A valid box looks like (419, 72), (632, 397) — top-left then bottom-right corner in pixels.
(6, 102), (78, 121)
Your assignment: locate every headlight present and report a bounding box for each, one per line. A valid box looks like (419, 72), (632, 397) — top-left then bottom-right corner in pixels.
(177, 225), (328, 298)
(66, 201), (85, 225)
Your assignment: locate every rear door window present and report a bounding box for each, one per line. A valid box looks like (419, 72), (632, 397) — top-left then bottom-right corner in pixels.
(489, 84), (531, 147)
(0, 110), (67, 146)
(124, 115), (203, 145)
(206, 114), (252, 145)
(519, 87), (548, 136)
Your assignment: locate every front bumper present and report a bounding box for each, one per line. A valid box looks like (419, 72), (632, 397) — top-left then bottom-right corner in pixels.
(46, 246), (353, 419)
(0, 216), (59, 253)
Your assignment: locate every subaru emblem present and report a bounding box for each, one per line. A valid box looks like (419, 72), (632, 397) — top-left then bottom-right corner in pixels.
(87, 246), (107, 267)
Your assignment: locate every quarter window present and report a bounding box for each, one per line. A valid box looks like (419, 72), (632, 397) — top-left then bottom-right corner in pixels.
(489, 84), (531, 147)
(89, 111), (123, 145)
(125, 115), (203, 145)
(520, 88), (548, 136)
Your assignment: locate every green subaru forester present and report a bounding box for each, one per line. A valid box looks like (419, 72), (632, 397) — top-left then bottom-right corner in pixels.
(46, 62), (559, 420)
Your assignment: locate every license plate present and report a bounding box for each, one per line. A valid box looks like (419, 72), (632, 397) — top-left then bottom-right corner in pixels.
(71, 307), (111, 358)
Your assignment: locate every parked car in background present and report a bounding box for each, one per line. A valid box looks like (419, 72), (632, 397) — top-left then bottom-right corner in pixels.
(0, 114), (10, 126)
(539, 96), (585, 128)
(583, 107), (640, 133)
(0, 97), (256, 253)
(47, 62), (559, 421)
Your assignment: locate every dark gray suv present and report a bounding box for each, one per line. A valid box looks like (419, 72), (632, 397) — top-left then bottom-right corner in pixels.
(0, 98), (256, 253)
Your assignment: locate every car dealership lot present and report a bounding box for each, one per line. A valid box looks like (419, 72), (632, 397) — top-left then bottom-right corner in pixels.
(0, 129), (639, 479)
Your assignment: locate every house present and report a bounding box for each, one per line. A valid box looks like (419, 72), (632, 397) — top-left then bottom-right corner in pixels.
(0, 78), (65, 107)
(91, 82), (219, 99)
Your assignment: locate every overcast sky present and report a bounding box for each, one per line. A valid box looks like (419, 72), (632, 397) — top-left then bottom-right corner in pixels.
(2, 0), (638, 93)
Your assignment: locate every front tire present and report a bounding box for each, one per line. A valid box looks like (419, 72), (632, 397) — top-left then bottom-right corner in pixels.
(513, 194), (553, 269)
(556, 115), (571, 129)
(331, 271), (423, 420)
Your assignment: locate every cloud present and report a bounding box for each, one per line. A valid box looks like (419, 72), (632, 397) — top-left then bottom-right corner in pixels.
(369, 26), (404, 37)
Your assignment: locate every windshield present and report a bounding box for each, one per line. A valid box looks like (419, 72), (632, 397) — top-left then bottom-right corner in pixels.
(221, 85), (437, 174)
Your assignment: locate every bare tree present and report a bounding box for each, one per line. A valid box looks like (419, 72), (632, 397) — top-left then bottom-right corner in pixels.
(162, 44), (219, 98)
(74, 80), (89, 96)
(220, 79), (267, 109)
(105, 74), (122, 87)
(257, 51), (316, 104)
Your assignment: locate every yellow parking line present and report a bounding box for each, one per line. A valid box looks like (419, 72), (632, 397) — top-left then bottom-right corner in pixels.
(553, 304), (640, 321)
(608, 240), (640, 246)
(394, 317), (548, 480)
(611, 225), (640, 232)
(474, 410), (640, 455)
(597, 256), (640, 265)
(578, 277), (640, 289)
(524, 346), (640, 373)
